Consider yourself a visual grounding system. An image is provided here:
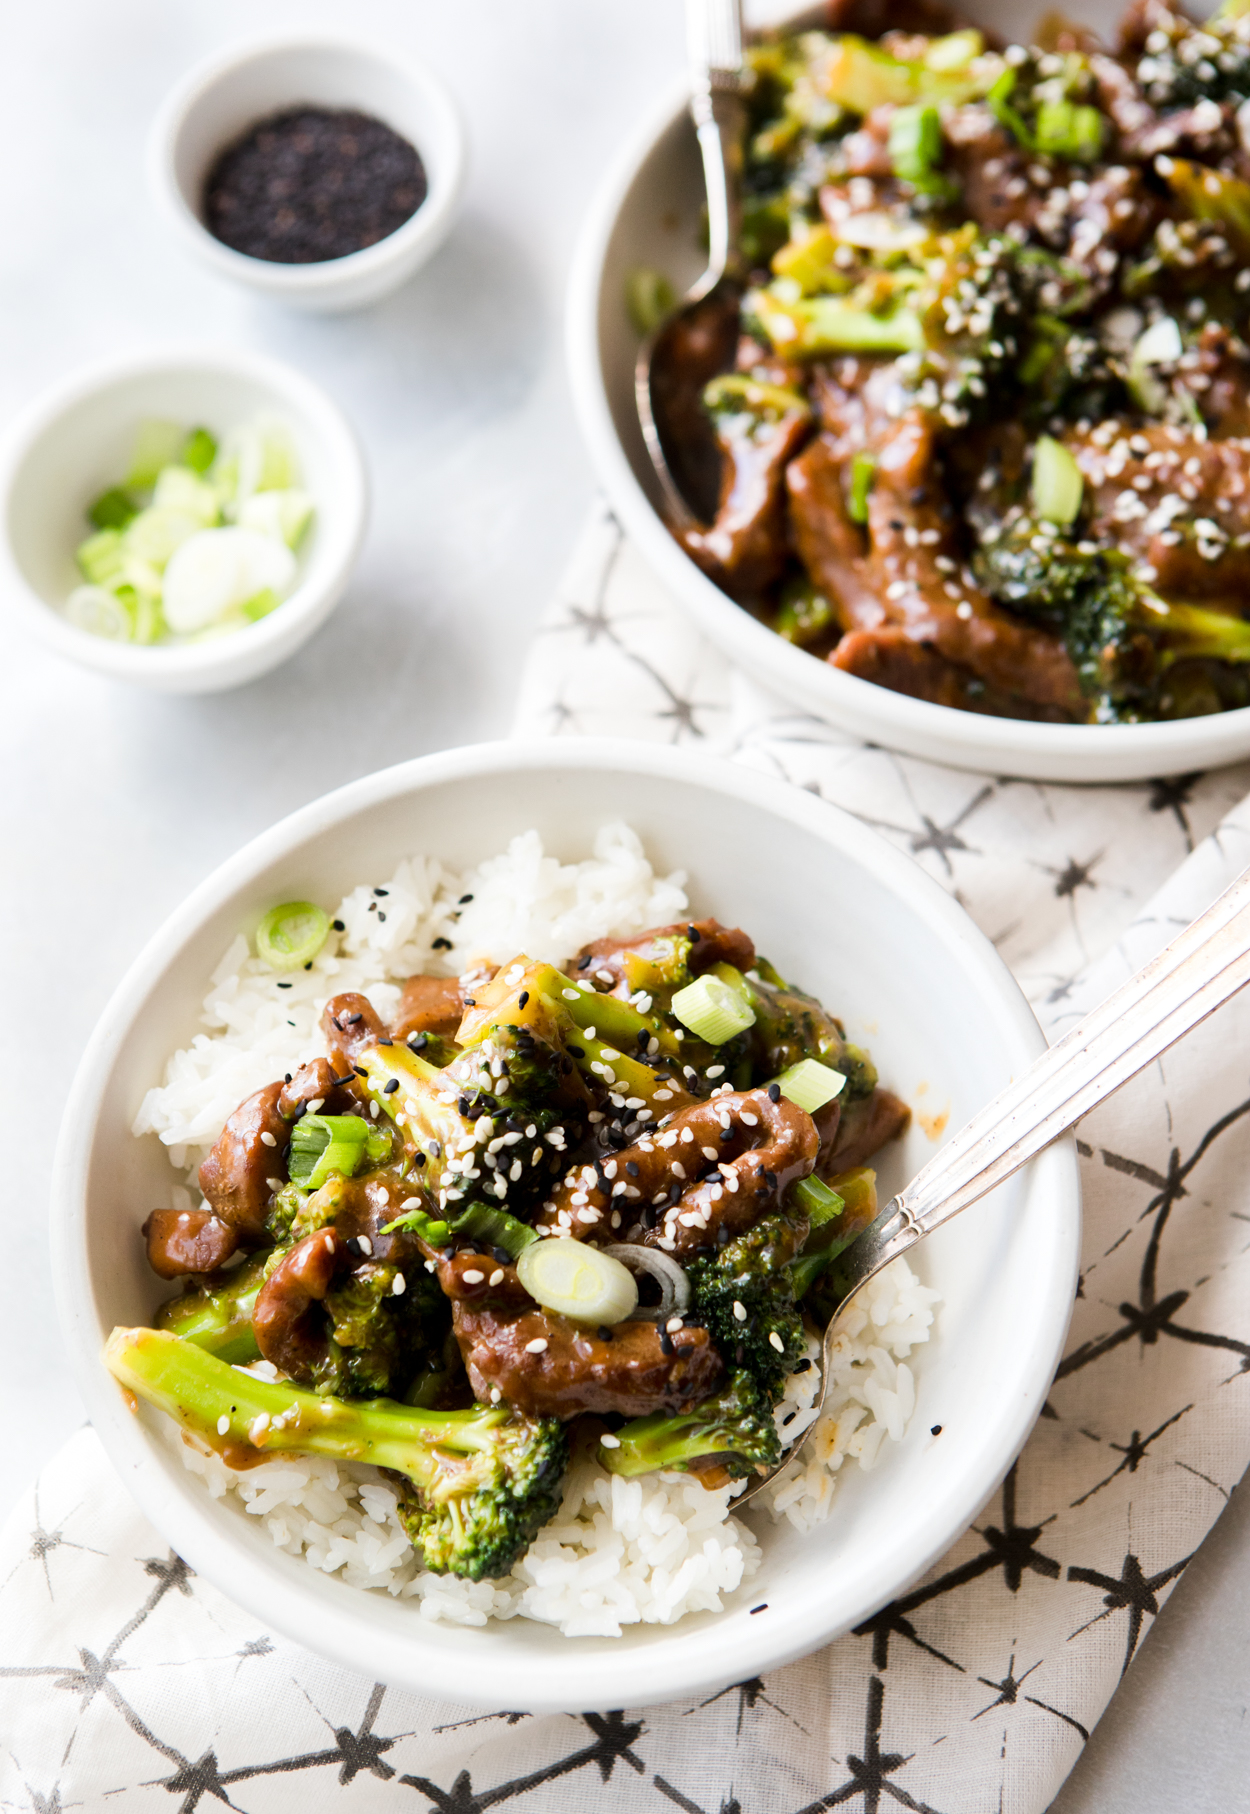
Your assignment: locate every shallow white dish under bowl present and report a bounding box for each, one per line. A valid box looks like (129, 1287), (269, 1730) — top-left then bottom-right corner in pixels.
(0, 346), (367, 693)
(150, 33), (466, 314)
(566, 24), (1250, 783)
(52, 739), (1079, 1712)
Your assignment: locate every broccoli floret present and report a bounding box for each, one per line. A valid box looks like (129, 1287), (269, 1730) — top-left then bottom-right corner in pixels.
(602, 1370), (782, 1481)
(604, 1213), (807, 1481)
(720, 961), (877, 1099)
(155, 1248), (271, 1364)
(975, 517), (1250, 721)
(104, 1327), (569, 1581)
(1132, 7), (1250, 111)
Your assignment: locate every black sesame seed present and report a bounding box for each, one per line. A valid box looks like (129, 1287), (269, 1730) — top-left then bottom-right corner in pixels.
(625, 1161), (640, 1177)
(659, 1330), (674, 1355)
(577, 955), (593, 971)
(597, 1325), (615, 1342)
(794, 1358), (811, 1372)
(518, 990), (530, 1008)
(373, 888), (389, 897)
(347, 1012), (364, 1025)
(277, 981), (292, 989)
(567, 1044), (584, 1058)
(303, 962), (312, 970)
(765, 1170), (777, 1189)
(458, 893), (474, 904)
(931, 1424), (943, 1437)
(284, 1072), (292, 1084)
(432, 937), (452, 950)
(353, 1065), (368, 1078)
(719, 1125), (734, 1142)
(642, 1205), (658, 1228)
(464, 997), (476, 1008)
(458, 1097), (471, 1116)
(687, 924), (701, 942)
(383, 1079), (400, 1094)
(377, 911), (387, 923)
(332, 919), (345, 932)
(782, 1410), (797, 1426)
(749, 1603), (768, 1615)
(330, 1072), (353, 1087)
(408, 1033), (428, 1051)
(413, 1152), (427, 1168)
(767, 1083), (781, 1103)
(377, 1037), (393, 1047)
(492, 1246), (511, 1265)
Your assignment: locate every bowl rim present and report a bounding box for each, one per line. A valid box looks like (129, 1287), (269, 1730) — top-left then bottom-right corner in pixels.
(0, 342), (368, 684)
(565, 82), (1250, 783)
(147, 28), (467, 297)
(50, 736), (1081, 1711)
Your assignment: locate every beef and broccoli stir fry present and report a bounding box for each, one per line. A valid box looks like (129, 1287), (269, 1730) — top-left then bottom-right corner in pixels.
(661, 0), (1250, 724)
(106, 914), (909, 1582)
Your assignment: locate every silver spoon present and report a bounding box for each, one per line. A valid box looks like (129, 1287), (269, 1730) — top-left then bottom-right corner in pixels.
(635, 0), (745, 529)
(737, 861), (1250, 1504)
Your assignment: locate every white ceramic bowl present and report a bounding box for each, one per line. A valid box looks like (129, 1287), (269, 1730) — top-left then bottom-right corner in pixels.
(150, 33), (467, 313)
(52, 739), (1079, 1712)
(0, 347), (367, 692)
(566, 80), (1250, 782)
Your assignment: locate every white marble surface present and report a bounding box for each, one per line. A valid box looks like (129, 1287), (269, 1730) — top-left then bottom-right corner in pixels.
(1, 3), (1246, 1807)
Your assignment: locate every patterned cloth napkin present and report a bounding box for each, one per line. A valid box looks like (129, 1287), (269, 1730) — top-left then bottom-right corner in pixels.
(6, 504), (1250, 1814)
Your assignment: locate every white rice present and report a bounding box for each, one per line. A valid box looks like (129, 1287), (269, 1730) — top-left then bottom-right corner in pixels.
(137, 823), (937, 1637)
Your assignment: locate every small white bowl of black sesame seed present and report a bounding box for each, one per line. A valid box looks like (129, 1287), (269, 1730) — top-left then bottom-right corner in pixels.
(150, 33), (467, 313)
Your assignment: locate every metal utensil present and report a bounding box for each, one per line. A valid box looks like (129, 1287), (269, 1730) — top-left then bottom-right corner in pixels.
(635, 0), (745, 528)
(737, 861), (1250, 1504)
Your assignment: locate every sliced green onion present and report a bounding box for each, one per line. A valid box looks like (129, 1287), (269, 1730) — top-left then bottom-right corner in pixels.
(789, 1173), (845, 1226)
(773, 1058), (846, 1114)
(126, 419), (185, 490)
(986, 68), (1034, 149)
(848, 450), (876, 525)
(288, 1113), (370, 1189)
(450, 1203), (539, 1259)
(152, 465), (221, 526)
(517, 1237), (639, 1326)
(237, 487), (315, 549)
(625, 266), (676, 336)
(382, 1203), (452, 1246)
(182, 426), (218, 474)
(240, 587), (281, 623)
(1034, 99), (1103, 162)
(1031, 435), (1083, 527)
(671, 974), (756, 1044)
(66, 584), (133, 641)
(121, 505), (203, 569)
(256, 900), (330, 972)
(77, 527), (126, 587)
(87, 486), (138, 532)
(888, 103), (943, 188)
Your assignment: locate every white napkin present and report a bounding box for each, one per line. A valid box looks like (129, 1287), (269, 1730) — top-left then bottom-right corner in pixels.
(5, 504), (1250, 1814)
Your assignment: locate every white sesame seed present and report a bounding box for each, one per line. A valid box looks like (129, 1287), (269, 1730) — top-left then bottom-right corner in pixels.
(599, 1432), (621, 1449)
(249, 1412), (270, 1441)
(489, 1268), (505, 1285)
(707, 1065), (725, 1079)
(325, 1236), (335, 1254)
(666, 1316), (683, 1333)
(260, 1131), (277, 1147)
(490, 1387), (502, 1403)
(525, 1337), (548, 1354)
(740, 1112), (758, 1127)
(392, 1274), (406, 1295)
(769, 1331), (785, 1352)
(266, 1177), (284, 1192)
(562, 989), (580, 1001)
(462, 1269), (484, 1284)
(702, 1145), (719, 1160)
(733, 1300), (747, 1323)
(216, 1414), (230, 1436)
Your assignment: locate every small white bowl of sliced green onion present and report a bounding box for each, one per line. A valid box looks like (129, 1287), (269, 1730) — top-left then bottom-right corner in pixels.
(0, 347), (367, 692)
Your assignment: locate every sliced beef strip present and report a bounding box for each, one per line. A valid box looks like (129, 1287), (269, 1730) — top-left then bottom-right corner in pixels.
(392, 974), (465, 1041)
(538, 1089), (818, 1259)
(142, 1209), (242, 1279)
(321, 992), (391, 1070)
(823, 1087), (912, 1175)
(570, 917), (756, 989)
(196, 1056), (362, 1242)
(252, 1227), (347, 1380)
(830, 627), (1076, 720)
(436, 1251), (724, 1419)
(680, 400), (813, 599)
(786, 436), (888, 635)
(864, 413), (1083, 710)
(1067, 421), (1250, 597)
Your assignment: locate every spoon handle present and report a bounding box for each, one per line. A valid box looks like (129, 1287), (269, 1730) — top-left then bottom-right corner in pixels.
(839, 862), (1250, 1284)
(685, 0), (744, 289)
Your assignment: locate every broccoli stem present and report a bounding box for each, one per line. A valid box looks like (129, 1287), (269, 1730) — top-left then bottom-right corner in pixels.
(155, 1250), (271, 1363)
(105, 1326), (507, 1494)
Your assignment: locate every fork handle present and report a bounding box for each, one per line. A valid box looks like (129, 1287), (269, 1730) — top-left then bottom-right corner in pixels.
(839, 862), (1250, 1283)
(686, 0), (744, 289)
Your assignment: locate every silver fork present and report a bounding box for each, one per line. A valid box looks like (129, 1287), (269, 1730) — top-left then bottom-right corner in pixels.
(634, 0), (745, 529)
(736, 861), (1250, 1503)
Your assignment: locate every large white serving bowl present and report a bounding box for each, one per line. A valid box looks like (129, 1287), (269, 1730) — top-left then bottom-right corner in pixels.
(0, 346), (367, 693)
(149, 33), (466, 314)
(566, 57), (1250, 782)
(52, 739), (1079, 1712)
